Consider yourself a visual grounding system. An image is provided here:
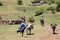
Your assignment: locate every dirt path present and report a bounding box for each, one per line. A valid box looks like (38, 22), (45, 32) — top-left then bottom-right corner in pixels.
(42, 24), (60, 40)
(0, 24), (60, 40)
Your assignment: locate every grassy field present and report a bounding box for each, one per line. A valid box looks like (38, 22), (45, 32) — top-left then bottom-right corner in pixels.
(0, 12), (60, 40)
(0, 0), (60, 40)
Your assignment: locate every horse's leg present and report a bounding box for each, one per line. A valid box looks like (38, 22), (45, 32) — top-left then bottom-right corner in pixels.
(26, 29), (28, 35)
(29, 29), (31, 35)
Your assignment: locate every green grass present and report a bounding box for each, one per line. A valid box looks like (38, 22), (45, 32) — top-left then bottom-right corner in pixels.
(0, 0), (60, 40)
(0, 22), (60, 40)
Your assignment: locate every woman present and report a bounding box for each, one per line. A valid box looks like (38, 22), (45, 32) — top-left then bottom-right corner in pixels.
(17, 20), (26, 37)
(40, 16), (44, 26)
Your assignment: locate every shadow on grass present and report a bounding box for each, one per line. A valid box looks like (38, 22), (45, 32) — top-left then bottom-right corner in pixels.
(24, 33), (35, 38)
(27, 33), (35, 35)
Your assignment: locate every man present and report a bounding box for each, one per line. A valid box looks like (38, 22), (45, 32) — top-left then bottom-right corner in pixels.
(17, 20), (26, 37)
(40, 16), (44, 26)
(50, 24), (57, 34)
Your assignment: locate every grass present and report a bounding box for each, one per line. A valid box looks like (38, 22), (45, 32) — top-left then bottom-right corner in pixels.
(0, 0), (60, 40)
(0, 22), (60, 40)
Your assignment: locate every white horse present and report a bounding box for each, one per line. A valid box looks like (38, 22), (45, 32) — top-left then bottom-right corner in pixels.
(26, 22), (34, 35)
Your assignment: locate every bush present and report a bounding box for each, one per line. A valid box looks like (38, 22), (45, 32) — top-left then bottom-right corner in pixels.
(18, 0), (22, 5)
(56, 0), (60, 11)
(44, 0), (55, 5)
(35, 6), (49, 16)
(48, 2), (51, 5)
(55, 0), (60, 11)
(0, 2), (3, 6)
(55, 0), (60, 4)
(47, 7), (56, 11)
(34, 0), (41, 2)
(35, 8), (43, 16)
(47, 5), (56, 14)
(51, 0), (55, 3)
(0, 16), (2, 19)
(56, 4), (60, 12)
(35, 11), (43, 16)
(35, 8), (44, 16)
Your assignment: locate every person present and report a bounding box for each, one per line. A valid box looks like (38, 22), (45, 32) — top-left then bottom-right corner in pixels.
(23, 9), (26, 12)
(17, 20), (26, 37)
(20, 16), (26, 24)
(22, 16), (26, 22)
(50, 24), (57, 34)
(40, 16), (44, 26)
(28, 16), (35, 23)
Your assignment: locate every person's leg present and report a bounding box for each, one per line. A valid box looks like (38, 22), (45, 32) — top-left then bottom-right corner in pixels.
(40, 20), (42, 25)
(40, 20), (44, 26)
(52, 27), (56, 34)
(17, 31), (19, 33)
(27, 29), (30, 35)
(29, 29), (31, 35)
(42, 21), (44, 26)
(53, 27), (56, 34)
(26, 29), (29, 35)
(21, 30), (24, 37)
(17, 30), (20, 33)
(27, 28), (31, 35)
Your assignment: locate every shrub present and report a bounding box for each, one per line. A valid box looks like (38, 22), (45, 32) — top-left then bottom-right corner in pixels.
(56, 4), (60, 12)
(34, 0), (41, 2)
(0, 2), (3, 6)
(47, 5), (56, 14)
(35, 10), (43, 16)
(0, 16), (2, 19)
(35, 8), (44, 16)
(18, 0), (22, 5)
(44, 0), (55, 5)
(51, 0), (55, 3)
(55, 0), (60, 11)
(35, 6), (49, 16)
(55, 0), (60, 4)
(48, 2), (51, 5)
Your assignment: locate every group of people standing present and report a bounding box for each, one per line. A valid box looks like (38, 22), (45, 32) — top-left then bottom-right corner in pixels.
(17, 16), (57, 37)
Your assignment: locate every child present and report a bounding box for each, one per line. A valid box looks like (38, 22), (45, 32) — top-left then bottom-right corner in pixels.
(50, 24), (57, 34)
(40, 16), (44, 26)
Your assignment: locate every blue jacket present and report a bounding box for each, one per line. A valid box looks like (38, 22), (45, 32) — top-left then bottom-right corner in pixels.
(18, 22), (26, 32)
